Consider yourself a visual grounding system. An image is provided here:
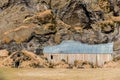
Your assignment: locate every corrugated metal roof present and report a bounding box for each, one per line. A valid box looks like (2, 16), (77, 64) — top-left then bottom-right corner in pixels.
(43, 40), (113, 54)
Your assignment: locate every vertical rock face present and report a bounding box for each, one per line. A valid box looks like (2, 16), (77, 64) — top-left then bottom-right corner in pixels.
(0, 0), (120, 55)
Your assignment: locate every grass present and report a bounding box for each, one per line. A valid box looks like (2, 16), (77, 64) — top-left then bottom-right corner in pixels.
(0, 68), (120, 80)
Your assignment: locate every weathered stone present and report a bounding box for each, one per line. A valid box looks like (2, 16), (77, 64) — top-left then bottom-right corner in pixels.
(114, 39), (120, 51)
(0, 49), (9, 57)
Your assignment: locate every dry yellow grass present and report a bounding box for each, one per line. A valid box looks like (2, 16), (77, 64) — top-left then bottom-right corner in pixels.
(1, 68), (120, 80)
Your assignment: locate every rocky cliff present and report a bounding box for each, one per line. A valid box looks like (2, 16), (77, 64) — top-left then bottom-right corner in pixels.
(0, 0), (120, 56)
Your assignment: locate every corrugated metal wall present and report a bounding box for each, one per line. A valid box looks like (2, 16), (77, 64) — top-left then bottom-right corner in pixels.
(44, 54), (112, 66)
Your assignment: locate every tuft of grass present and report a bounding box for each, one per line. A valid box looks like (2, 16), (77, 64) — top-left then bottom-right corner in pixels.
(0, 71), (6, 80)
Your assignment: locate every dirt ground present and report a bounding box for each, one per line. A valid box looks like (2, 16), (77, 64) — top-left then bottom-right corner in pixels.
(0, 68), (120, 80)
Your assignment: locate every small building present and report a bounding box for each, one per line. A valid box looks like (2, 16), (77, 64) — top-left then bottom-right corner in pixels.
(43, 40), (113, 66)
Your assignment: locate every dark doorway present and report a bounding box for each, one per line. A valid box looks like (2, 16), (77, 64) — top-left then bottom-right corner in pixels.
(15, 61), (20, 68)
(51, 55), (53, 60)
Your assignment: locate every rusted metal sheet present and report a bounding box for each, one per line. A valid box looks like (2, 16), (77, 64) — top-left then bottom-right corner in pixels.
(44, 53), (112, 66)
